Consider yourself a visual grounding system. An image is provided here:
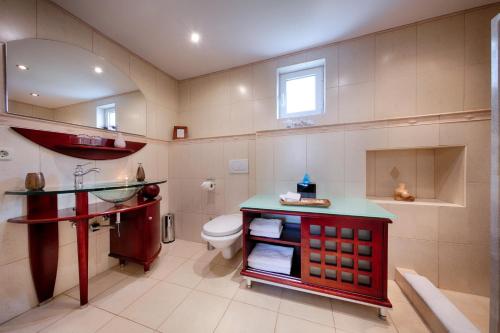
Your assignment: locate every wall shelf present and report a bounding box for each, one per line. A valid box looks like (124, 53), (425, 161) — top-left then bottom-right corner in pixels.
(11, 127), (146, 160)
(368, 196), (464, 208)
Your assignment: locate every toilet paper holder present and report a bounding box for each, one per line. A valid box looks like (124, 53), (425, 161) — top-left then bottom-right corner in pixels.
(201, 178), (216, 191)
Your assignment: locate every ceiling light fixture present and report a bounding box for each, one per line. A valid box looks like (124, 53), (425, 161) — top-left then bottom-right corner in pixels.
(94, 66), (103, 74)
(30, 92), (39, 97)
(16, 64), (29, 70)
(190, 32), (201, 44)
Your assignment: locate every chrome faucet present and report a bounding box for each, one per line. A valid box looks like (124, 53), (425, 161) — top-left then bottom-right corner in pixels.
(74, 163), (101, 189)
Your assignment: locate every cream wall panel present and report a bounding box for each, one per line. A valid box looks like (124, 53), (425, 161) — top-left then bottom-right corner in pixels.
(338, 36), (375, 86)
(339, 82), (374, 123)
(274, 135), (307, 181)
(0, 0), (35, 42)
(389, 237), (438, 284)
(0, 259), (37, 324)
(375, 26), (417, 119)
(387, 124), (439, 148)
(252, 60), (277, 100)
(92, 33), (130, 76)
(417, 14), (465, 114)
(36, 0), (92, 50)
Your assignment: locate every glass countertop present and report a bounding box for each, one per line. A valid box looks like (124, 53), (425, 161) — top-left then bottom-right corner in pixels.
(5, 179), (167, 196)
(240, 194), (395, 220)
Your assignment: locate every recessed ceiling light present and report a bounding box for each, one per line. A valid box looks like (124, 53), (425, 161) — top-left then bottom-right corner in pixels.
(16, 64), (29, 70)
(190, 32), (201, 44)
(94, 66), (103, 74)
(30, 92), (39, 97)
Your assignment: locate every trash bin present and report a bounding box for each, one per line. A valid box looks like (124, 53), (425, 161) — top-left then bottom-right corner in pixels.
(162, 214), (175, 243)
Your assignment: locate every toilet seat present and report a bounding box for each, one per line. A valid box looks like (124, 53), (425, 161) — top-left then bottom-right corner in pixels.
(202, 214), (242, 237)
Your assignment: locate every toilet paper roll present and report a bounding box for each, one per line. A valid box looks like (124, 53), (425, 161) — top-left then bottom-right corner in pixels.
(201, 180), (215, 191)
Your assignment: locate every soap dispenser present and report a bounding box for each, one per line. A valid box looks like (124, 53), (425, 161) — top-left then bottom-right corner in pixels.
(136, 163), (146, 181)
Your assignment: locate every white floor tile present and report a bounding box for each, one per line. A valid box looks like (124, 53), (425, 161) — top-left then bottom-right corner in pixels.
(279, 289), (334, 327)
(96, 316), (154, 333)
(275, 314), (334, 333)
(165, 260), (210, 288)
(215, 301), (277, 333)
(120, 281), (190, 329)
(92, 276), (158, 314)
(331, 299), (396, 333)
(233, 281), (282, 311)
(158, 290), (230, 333)
(195, 265), (241, 299)
(40, 305), (114, 333)
(0, 295), (79, 333)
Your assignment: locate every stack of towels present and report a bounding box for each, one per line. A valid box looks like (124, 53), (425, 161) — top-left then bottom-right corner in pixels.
(249, 218), (283, 238)
(248, 243), (294, 275)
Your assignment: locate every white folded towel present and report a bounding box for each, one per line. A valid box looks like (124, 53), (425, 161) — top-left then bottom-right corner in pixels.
(249, 218), (282, 234)
(250, 225), (283, 239)
(248, 243), (294, 275)
(279, 191), (301, 202)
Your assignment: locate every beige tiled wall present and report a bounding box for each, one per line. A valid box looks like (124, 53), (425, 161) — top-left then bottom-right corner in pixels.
(0, 0), (176, 323)
(167, 136), (256, 243)
(178, 5), (498, 139)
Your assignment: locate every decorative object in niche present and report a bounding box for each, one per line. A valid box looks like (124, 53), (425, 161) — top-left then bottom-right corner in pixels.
(11, 127), (146, 160)
(25, 172), (45, 190)
(136, 163), (146, 181)
(4, 39), (147, 136)
(393, 183), (415, 202)
(173, 126), (188, 139)
(114, 133), (126, 148)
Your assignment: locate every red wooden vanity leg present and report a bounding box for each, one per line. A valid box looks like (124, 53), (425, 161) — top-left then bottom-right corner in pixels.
(27, 195), (58, 304)
(75, 192), (89, 306)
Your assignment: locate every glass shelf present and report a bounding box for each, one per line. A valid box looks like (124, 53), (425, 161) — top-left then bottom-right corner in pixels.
(5, 179), (167, 196)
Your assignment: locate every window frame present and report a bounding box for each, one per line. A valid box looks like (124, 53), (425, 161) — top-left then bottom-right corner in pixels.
(277, 59), (325, 119)
(96, 103), (117, 131)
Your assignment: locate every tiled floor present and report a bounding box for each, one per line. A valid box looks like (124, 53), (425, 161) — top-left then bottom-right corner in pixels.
(0, 239), (477, 333)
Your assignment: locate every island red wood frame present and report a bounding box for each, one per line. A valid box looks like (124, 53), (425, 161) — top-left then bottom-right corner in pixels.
(240, 208), (392, 309)
(9, 195), (162, 306)
(11, 127), (146, 160)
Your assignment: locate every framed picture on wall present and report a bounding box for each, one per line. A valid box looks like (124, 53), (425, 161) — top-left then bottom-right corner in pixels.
(173, 126), (188, 140)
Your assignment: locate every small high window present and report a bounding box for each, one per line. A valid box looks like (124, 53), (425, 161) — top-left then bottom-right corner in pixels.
(277, 59), (325, 119)
(96, 103), (116, 131)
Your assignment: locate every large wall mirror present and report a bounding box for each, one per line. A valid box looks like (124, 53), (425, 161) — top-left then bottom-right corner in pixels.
(4, 39), (147, 136)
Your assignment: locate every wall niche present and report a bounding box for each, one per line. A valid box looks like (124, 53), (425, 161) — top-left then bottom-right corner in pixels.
(366, 146), (465, 207)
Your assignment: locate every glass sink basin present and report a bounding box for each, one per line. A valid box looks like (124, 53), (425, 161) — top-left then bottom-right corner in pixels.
(92, 187), (141, 203)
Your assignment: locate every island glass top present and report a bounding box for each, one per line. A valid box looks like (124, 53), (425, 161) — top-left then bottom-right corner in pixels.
(5, 179), (167, 196)
(240, 195), (395, 220)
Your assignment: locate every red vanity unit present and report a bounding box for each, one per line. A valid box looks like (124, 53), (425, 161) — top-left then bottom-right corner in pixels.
(5, 180), (166, 306)
(240, 195), (394, 317)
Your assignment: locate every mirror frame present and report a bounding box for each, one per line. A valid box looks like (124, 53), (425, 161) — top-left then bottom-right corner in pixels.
(2, 39), (147, 137)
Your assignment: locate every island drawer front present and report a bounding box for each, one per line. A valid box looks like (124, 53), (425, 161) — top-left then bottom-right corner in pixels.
(301, 215), (386, 298)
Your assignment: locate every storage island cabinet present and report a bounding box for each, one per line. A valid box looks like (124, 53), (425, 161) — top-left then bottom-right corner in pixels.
(240, 195), (394, 317)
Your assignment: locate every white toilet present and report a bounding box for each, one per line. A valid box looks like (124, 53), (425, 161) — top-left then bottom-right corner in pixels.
(201, 214), (242, 259)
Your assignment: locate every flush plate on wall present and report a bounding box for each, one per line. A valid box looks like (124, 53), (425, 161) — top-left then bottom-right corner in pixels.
(229, 159), (249, 174)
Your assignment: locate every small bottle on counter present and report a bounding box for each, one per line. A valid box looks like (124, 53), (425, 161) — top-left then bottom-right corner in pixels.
(136, 163), (146, 181)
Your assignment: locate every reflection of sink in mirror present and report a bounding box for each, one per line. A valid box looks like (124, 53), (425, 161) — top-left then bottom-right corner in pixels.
(92, 188), (141, 204)
(5, 39), (147, 136)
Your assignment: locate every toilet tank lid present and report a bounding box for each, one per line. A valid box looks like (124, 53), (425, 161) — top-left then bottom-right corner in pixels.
(203, 214), (242, 237)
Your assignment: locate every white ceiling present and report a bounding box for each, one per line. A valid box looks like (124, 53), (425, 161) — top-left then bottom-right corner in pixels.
(54, 0), (498, 80)
(7, 39), (138, 108)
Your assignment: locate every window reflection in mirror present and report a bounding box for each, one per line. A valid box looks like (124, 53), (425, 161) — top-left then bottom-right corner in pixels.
(4, 39), (147, 136)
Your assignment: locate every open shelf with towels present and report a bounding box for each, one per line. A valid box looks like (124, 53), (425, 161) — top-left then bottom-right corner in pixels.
(248, 222), (301, 247)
